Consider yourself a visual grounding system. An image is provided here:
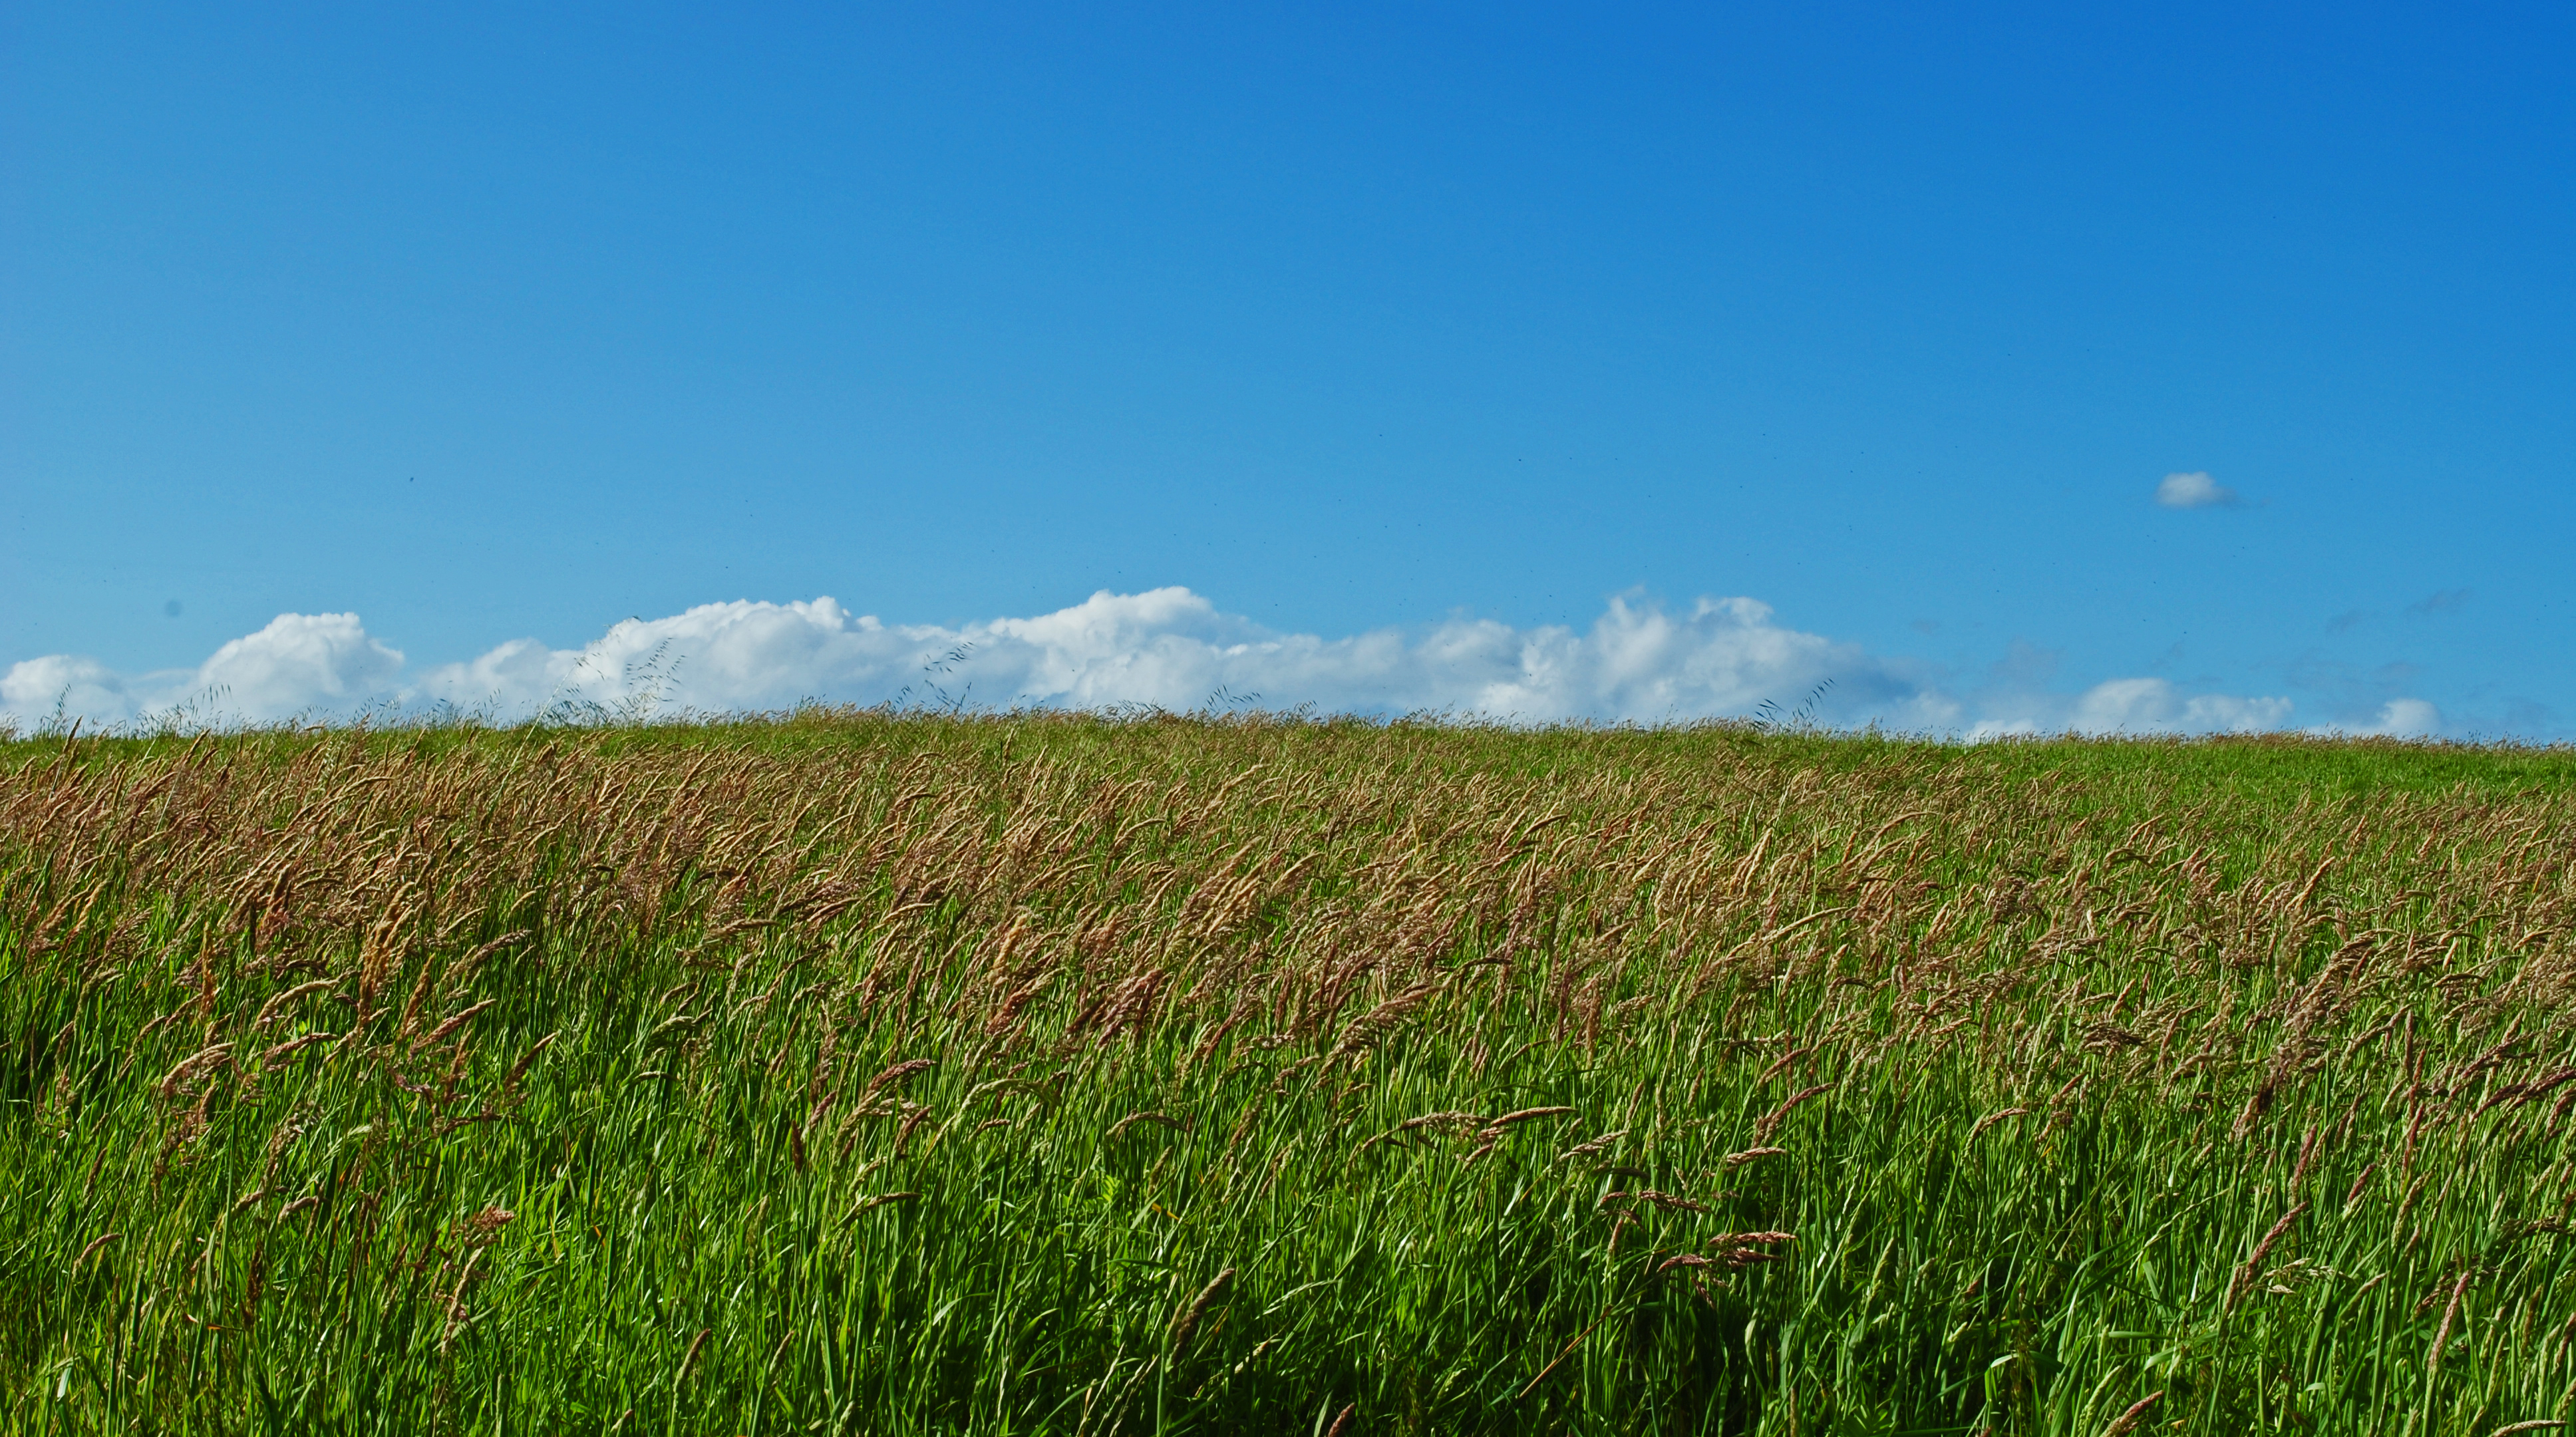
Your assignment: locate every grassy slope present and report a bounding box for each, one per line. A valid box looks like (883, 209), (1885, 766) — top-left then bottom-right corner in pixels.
(4, 717), (2575, 1434)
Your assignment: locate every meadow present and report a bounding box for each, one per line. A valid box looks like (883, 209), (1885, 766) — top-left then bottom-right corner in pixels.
(5, 713), (2575, 1434)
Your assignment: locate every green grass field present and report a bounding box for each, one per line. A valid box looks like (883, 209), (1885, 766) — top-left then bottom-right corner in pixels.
(6, 715), (2575, 1434)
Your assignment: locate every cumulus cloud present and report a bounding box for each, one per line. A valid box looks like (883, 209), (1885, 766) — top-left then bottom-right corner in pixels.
(1967, 677), (2294, 740)
(199, 613), (405, 717)
(2305, 699), (2444, 739)
(2072, 678), (2291, 733)
(3, 587), (2350, 739)
(0, 613), (402, 730)
(2154, 471), (2239, 508)
(408, 589), (1957, 728)
(0, 655), (134, 729)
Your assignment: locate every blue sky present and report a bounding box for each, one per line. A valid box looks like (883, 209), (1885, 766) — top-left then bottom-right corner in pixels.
(5, 3), (2571, 734)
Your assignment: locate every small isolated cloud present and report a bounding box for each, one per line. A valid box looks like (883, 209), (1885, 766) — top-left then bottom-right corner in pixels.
(2154, 471), (2239, 509)
(2305, 699), (2444, 739)
(2408, 588), (2472, 617)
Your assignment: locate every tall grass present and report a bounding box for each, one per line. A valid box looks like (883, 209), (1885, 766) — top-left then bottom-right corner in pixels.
(4, 713), (2575, 1433)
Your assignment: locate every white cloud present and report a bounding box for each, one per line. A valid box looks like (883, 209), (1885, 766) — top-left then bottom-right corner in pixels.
(0, 612), (403, 730)
(2154, 471), (2239, 508)
(408, 589), (1954, 728)
(0, 587), (2344, 739)
(2072, 677), (2292, 733)
(198, 613), (406, 718)
(1967, 677), (2293, 740)
(0, 655), (135, 730)
(2305, 698), (2444, 739)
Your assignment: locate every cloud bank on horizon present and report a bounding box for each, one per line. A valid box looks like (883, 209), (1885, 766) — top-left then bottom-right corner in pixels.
(0, 587), (2441, 740)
